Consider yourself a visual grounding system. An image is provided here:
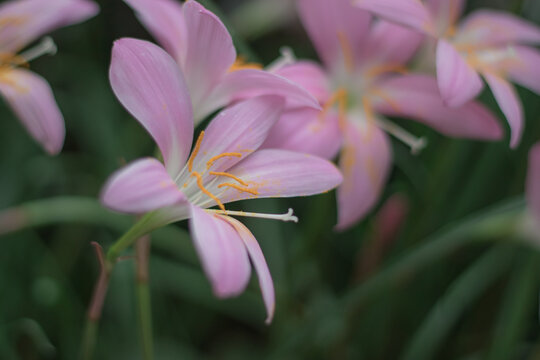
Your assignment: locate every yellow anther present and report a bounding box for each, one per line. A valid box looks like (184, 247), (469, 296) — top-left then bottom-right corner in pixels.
(209, 171), (249, 186)
(191, 171), (225, 211)
(337, 31), (355, 72)
(187, 131), (205, 172)
(229, 56), (263, 72)
(218, 183), (259, 196)
(366, 64), (408, 79)
(206, 152), (242, 169)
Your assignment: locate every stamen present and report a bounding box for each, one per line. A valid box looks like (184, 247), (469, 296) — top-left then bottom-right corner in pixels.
(229, 56), (263, 72)
(337, 31), (354, 72)
(19, 37), (57, 63)
(369, 88), (402, 113)
(218, 183), (259, 195)
(321, 89), (348, 117)
(207, 208), (298, 223)
(362, 97), (376, 127)
(206, 152), (242, 169)
(191, 171), (225, 211)
(187, 131), (205, 172)
(209, 171), (249, 186)
(376, 118), (428, 155)
(366, 64), (408, 79)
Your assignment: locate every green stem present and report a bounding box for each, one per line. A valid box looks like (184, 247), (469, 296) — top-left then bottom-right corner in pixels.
(106, 212), (156, 263)
(135, 236), (154, 360)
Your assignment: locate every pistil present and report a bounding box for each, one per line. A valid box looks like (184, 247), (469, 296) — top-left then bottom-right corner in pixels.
(207, 208), (298, 223)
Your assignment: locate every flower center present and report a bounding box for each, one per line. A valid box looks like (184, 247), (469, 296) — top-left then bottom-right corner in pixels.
(228, 56), (263, 72)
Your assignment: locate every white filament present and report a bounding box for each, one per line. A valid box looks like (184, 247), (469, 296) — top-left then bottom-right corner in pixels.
(377, 118), (428, 155)
(207, 208), (299, 223)
(19, 37), (57, 62)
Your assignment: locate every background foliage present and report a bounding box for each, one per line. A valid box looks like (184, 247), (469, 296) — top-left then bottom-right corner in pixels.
(1, 0), (540, 359)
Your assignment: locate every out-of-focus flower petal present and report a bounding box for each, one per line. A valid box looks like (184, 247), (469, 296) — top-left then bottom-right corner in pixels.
(0, 0), (98, 53)
(220, 149), (343, 203)
(354, 0), (435, 36)
(484, 73), (524, 149)
(0, 69), (64, 154)
(223, 216), (275, 324)
(436, 39), (484, 107)
(456, 10), (540, 47)
(182, 0), (236, 108)
(336, 121), (392, 231)
(109, 38), (193, 178)
(527, 143), (540, 222)
(199, 69), (320, 122)
(261, 108), (342, 160)
(273, 61), (331, 103)
(124, 0), (187, 64)
(504, 46), (540, 95)
(101, 158), (187, 214)
(362, 20), (423, 65)
(191, 95), (285, 175)
(374, 74), (503, 140)
(425, 0), (465, 33)
(297, 0), (370, 69)
(189, 205), (251, 298)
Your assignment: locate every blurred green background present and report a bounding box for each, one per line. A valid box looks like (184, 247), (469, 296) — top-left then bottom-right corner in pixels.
(1, 0), (540, 359)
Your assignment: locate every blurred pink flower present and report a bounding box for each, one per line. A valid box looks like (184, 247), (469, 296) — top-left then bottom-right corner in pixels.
(0, 0), (98, 154)
(263, 0), (503, 230)
(124, 0), (320, 123)
(355, 0), (540, 148)
(100, 39), (342, 323)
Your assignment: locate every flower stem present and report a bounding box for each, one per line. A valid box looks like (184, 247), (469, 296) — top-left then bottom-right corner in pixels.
(135, 236), (154, 360)
(106, 212), (156, 263)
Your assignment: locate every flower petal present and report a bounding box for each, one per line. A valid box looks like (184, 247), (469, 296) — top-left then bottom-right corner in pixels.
(362, 20), (424, 65)
(100, 158), (187, 214)
(483, 73), (524, 149)
(261, 108), (343, 160)
(436, 39), (484, 107)
(124, 0), (187, 64)
(222, 216), (275, 324)
(354, 0), (435, 35)
(425, 0), (465, 33)
(527, 143), (540, 222)
(199, 69), (321, 123)
(374, 74), (503, 140)
(457, 10), (540, 47)
(273, 61), (331, 103)
(297, 0), (370, 68)
(0, 0), (98, 53)
(336, 121), (392, 231)
(109, 38), (193, 177)
(182, 0), (236, 110)
(189, 205), (251, 298)
(191, 95), (285, 176)
(0, 69), (64, 154)
(218, 149), (343, 204)
(504, 46), (540, 95)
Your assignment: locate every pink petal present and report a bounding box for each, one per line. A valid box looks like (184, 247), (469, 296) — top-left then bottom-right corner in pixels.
(124, 0), (187, 64)
(297, 0), (370, 68)
(273, 61), (331, 103)
(362, 20), (424, 65)
(200, 69), (321, 122)
(436, 39), (484, 107)
(223, 216), (275, 324)
(457, 10), (540, 47)
(191, 95), (285, 175)
(109, 38), (193, 178)
(100, 158), (186, 214)
(182, 0), (236, 110)
(189, 205), (251, 298)
(483, 73), (524, 149)
(0, 69), (64, 154)
(504, 46), (540, 95)
(527, 143), (540, 222)
(336, 121), (392, 231)
(0, 0), (98, 53)
(354, 0), (435, 36)
(374, 74), (503, 140)
(261, 108), (343, 160)
(219, 149), (343, 204)
(425, 0), (465, 33)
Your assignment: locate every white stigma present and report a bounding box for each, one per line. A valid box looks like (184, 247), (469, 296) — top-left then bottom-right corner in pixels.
(376, 118), (428, 155)
(207, 208), (299, 223)
(267, 47), (297, 73)
(19, 37), (57, 63)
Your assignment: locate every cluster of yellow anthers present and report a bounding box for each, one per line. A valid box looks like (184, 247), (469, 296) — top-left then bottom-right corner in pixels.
(185, 131), (259, 211)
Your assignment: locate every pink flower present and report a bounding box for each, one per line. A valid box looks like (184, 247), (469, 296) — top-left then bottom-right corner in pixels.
(0, 0), (98, 154)
(262, 0), (502, 230)
(123, 0), (320, 123)
(100, 39), (342, 323)
(355, 0), (540, 148)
